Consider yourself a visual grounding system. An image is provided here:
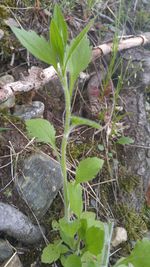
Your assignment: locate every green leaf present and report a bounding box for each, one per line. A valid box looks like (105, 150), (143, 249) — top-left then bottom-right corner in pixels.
(49, 19), (64, 66)
(53, 4), (68, 46)
(85, 226), (105, 255)
(75, 157), (104, 184)
(68, 181), (83, 217)
(79, 212), (104, 240)
(82, 251), (101, 267)
(81, 211), (96, 220)
(41, 243), (61, 264)
(117, 136), (134, 145)
(71, 116), (101, 130)
(64, 255), (82, 267)
(59, 217), (80, 248)
(59, 244), (69, 254)
(114, 239), (150, 267)
(11, 27), (52, 65)
(25, 118), (56, 148)
(65, 20), (93, 68)
(67, 35), (92, 93)
(59, 218), (80, 238)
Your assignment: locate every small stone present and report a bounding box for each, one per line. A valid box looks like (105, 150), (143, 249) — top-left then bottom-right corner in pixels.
(16, 153), (63, 218)
(1, 254), (22, 267)
(111, 227), (127, 247)
(13, 101), (45, 120)
(0, 239), (13, 262)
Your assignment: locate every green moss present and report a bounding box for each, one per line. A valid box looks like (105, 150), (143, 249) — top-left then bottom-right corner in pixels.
(95, 165), (148, 241)
(116, 204), (147, 240)
(0, 112), (26, 130)
(118, 166), (140, 193)
(67, 140), (102, 160)
(0, 5), (9, 19)
(142, 206), (150, 229)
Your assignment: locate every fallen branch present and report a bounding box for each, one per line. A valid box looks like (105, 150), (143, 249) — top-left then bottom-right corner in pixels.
(1, 32), (150, 107)
(92, 33), (150, 60)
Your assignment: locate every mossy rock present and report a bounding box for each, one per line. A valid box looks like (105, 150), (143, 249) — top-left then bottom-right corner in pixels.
(116, 204), (147, 240)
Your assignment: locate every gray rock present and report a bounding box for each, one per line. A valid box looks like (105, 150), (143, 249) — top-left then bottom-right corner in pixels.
(16, 153), (63, 218)
(13, 101), (45, 120)
(0, 202), (44, 244)
(0, 239), (13, 262)
(1, 254), (22, 267)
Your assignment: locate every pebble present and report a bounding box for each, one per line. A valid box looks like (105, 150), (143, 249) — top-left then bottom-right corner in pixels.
(13, 101), (45, 120)
(111, 227), (127, 247)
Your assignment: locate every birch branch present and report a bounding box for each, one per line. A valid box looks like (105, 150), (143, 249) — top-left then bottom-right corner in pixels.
(1, 32), (150, 107)
(92, 33), (150, 60)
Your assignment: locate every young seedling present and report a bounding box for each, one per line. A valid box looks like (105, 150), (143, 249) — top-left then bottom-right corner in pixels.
(11, 4), (150, 267)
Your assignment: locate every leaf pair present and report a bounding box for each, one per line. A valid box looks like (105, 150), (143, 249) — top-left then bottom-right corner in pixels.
(25, 117), (102, 158)
(11, 5), (93, 92)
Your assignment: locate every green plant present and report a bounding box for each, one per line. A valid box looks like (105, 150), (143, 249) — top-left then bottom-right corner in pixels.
(11, 4), (150, 267)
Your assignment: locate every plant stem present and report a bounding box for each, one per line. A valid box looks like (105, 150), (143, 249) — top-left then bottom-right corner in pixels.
(101, 222), (114, 267)
(60, 74), (71, 221)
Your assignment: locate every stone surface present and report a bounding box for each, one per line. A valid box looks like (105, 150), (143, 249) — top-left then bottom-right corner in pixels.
(13, 101), (45, 120)
(0, 202), (44, 244)
(111, 227), (127, 247)
(0, 239), (13, 262)
(0, 254), (22, 267)
(16, 153), (63, 218)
